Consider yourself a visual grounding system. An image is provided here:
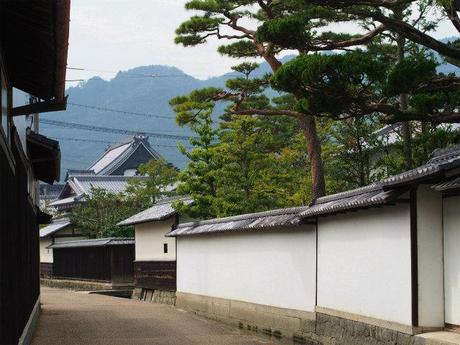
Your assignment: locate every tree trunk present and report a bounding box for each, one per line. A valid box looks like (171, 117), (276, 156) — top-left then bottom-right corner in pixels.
(396, 22), (413, 170)
(261, 50), (326, 198)
(298, 115), (326, 199)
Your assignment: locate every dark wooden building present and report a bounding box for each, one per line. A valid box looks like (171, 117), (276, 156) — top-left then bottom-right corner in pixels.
(0, 2), (70, 344)
(50, 238), (135, 286)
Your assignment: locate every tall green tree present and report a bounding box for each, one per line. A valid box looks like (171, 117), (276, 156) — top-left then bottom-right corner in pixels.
(170, 89), (221, 218)
(125, 158), (179, 208)
(174, 1), (380, 198)
(171, 64), (311, 218)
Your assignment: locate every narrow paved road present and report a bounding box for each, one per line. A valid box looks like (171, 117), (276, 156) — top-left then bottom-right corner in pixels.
(32, 287), (278, 345)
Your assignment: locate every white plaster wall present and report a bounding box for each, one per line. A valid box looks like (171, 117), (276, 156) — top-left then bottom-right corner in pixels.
(177, 226), (317, 312)
(317, 205), (412, 326)
(417, 185), (444, 327)
(444, 196), (460, 326)
(135, 218), (176, 261)
(39, 238), (53, 263)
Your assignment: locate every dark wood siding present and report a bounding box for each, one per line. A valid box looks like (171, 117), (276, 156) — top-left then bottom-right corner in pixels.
(134, 261), (176, 291)
(111, 245), (135, 284)
(40, 262), (53, 278)
(53, 245), (134, 284)
(0, 131), (40, 344)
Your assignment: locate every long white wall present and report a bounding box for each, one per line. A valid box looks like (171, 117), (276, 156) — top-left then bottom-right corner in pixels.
(135, 218), (176, 261)
(177, 226), (316, 312)
(417, 185), (444, 327)
(444, 196), (460, 326)
(317, 205), (412, 326)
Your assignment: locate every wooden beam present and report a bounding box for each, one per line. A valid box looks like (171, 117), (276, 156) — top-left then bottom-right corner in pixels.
(410, 189), (419, 327)
(11, 97), (67, 116)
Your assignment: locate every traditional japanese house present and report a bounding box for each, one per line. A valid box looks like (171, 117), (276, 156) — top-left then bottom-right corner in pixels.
(39, 218), (87, 278)
(50, 238), (135, 287)
(169, 145), (460, 344)
(88, 134), (162, 176)
(0, 1), (70, 343)
(117, 197), (192, 302)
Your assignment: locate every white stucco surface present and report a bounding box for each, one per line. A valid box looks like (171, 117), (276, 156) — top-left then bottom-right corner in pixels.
(444, 196), (460, 326)
(39, 226), (86, 263)
(177, 226), (317, 312)
(417, 185), (444, 327)
(317, 205), (412, 326)
(135, 218), (176, 261)
(40, 238), (53, 263)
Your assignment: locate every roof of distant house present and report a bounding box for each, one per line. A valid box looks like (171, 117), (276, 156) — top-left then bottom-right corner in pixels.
(88, 134), (162, 175)
(49, 175), (149, 209)
(50, 237), (134, 249)
(40, 218), (71, 238)
(118, 196), (193, 226)
(169, 144), (460, 237)
(39, 183), (65, 201)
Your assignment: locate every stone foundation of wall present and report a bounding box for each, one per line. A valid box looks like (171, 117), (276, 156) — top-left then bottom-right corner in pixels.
(133, 288), (176, 306)
(176, 292), (449, 345)
(41, 278), (113, 291)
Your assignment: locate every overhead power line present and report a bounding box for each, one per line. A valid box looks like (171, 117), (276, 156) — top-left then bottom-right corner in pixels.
(52, 136), (191, 149)
(67, 66), (192, 78)
(41, 119), (194, 141)
(67, 102), (175, 120)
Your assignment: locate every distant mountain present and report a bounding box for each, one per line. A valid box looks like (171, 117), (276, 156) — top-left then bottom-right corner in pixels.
(39, 46), (458, 180)
(40, 65), (221, 178)
(40, 59), (294, 180)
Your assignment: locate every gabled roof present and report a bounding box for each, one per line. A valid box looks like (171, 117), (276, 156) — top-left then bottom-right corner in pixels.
(88, 134), (162, 175)
(118, 196), (193, 226)
(169, 144), (460, 237)
(50, 238), (134, 249)
(40, 218), (71, 238)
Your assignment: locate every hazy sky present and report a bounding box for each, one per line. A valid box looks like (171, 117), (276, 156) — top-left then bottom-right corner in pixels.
(66, 0), (459, 85)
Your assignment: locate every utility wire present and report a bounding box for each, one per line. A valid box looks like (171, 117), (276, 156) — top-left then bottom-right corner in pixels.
(67, 67), (194, 78)
(67, 102), (175, 120)
(41, 119), (195, 141)
(53, 136), (191, 149)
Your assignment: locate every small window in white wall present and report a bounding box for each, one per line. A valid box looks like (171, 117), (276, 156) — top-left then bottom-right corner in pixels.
(164, 243), (168, 254)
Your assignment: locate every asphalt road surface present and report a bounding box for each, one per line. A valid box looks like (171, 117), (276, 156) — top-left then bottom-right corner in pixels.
(32, 287), (278, 345)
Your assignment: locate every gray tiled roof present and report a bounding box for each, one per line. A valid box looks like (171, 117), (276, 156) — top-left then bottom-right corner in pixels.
(75, 175), (148, 195)
(39, 218), (71, 238)
(383, 145), (460, 188)
(50, 237), (134, 249)
(88, 134), (162, 175)
(118, 197), (192, 226)
(299, 185), (402, 219)
(167, 206), (308, 237)
(50, 175), (149, 208)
